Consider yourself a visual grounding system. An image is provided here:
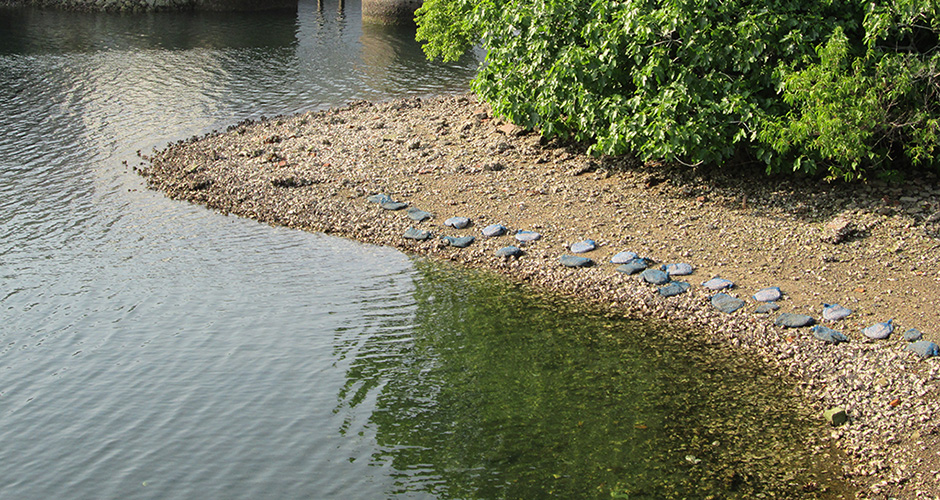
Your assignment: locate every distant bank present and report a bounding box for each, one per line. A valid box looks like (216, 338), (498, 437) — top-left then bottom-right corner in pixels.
(0, 0), (296, 12)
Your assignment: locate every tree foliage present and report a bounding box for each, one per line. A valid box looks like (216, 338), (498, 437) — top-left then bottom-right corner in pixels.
(415, 0), (940, 180)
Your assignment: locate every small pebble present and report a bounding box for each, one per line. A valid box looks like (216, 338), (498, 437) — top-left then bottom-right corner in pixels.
(515, 230), (541, 242)
(862, 319), (894, 340)
(482, 224), (507, 237)
(616, 258), (648, 275)
(711, 293), (745, 314)
(662, 263), (693, 276)
(444, 216), (470, 229)
(753, 287), (782, 302)
(495, 246), (523, 258)
(559, 255), (593, 268)
(822, 303), (852, 321)
(775, 312), (814, 328)
(441, 235), (474, 248)
(403, 228), (431, 241)
(610, 251), (638, 264)
(812, 325), (849, 344)
(824, 407), (848, 426)
(659, 281), (690, 297)
(569, 239), (596, 253)
(701, 276), (734, 290)
(640, 268), (670, 285)
(754, 302), (780, 314)
(905, 340), (939, 358)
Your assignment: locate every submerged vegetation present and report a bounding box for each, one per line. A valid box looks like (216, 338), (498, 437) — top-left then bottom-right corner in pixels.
(416, 0), (940, 180)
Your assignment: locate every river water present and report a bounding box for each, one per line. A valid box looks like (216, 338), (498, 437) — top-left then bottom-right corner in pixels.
(0, 2), (850, 499)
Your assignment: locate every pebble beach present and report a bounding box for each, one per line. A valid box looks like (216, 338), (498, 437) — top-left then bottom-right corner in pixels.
(140, 94), (940, 499)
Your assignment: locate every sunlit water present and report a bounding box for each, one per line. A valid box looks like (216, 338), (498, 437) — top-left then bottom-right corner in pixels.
(0, 2), (850, 498)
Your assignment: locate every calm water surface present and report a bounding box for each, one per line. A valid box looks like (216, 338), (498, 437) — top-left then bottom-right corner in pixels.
(0, 2), (850, 498)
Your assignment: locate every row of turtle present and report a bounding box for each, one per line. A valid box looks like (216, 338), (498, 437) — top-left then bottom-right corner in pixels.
(367, 194), (939, 359)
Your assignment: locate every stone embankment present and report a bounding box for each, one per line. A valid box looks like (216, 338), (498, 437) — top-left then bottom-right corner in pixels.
(140, 94), (940, 498)
(0, 0), (294, 12)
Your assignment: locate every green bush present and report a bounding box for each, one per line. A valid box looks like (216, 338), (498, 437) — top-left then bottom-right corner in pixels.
(415, 0), (939, 180)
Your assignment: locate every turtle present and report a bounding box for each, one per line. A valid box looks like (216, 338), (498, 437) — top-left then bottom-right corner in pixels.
(822, 303), (852, 321)
(701, 276), (734, 291)
(812, 325), (849, 344)
(559, 255), (593, 268)
(569, 239), (596, 253)
(862, 319), (894, 340)
(482, 224), (507, 237)
(753, 287), (782, 302)
(610, 251), (639, 264)
(444, 216), (470, 229)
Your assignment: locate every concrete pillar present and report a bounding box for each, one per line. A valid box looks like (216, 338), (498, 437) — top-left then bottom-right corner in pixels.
(361, 0), (422, 25)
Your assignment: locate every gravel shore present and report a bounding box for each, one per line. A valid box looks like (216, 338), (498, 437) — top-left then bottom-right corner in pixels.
(141, 94), (940, 499)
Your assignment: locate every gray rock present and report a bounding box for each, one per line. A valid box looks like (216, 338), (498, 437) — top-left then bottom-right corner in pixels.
(903, 328), (924, 342)
(406, 207), (432, 221)
(905, 340), (939, 358)
(702, 276), (734, 290)
(711, 293), (745, 314)
(775, 313), (815, 328)
(610, 251), (638, 264)
(753, 287), (782, 302)
(515, 230), (541, 242)
(570, 239), (596, 253)
(812, 325), (849, 344)
(381, 201), (408, 210)
(441, 235), (475, 248)
(640, 268), (670, 285)
(754, 302), (780, 314)
(495, 246), (523, 258)
(862, 320), (894, 340)
(403, 228), (431, 241)
(559, 255), (594, 268)
(444, 216), (470, 229)
(659, 281), (691, 297)
(482, 224), (507, 237)
(616, 258), (649, 275)
(822, 303), (852, 321)
(662, 263), (693, 276)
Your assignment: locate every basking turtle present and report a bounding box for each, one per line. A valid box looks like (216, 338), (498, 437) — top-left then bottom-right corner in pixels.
(482, 224), (507, 237)
(661, 263), (693, 276)
(569, 239), (597, 253)
(444, 216), (471, 229)
(559, 255), (593, 268)
(822, 303), (852, 321)
(753, 287), (782, 302)
(862, 320), (894, 340)
(610, 251), (639, 264)
(515, 230), (541, 242)
(701, 277), (734, 291)
(812, 325), (849, 344)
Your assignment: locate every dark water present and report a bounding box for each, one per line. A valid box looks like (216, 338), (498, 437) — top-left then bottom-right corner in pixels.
(0, 2), (850, 499)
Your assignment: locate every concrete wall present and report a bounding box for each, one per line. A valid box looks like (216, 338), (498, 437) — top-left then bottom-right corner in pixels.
(360, 0), (421, 25)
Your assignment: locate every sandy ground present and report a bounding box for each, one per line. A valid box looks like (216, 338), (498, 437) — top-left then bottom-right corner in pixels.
(140, 94), (940, 499)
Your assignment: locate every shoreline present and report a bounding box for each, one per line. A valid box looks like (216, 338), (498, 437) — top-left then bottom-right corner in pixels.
(140, 94), (940, 498)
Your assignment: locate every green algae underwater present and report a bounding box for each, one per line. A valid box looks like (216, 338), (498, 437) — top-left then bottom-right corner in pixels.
(334, 258), (854, 499)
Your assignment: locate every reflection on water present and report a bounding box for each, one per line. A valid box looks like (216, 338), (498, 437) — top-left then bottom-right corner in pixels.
(0, 2), (851, 499)
(340, 262), (851, 499)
